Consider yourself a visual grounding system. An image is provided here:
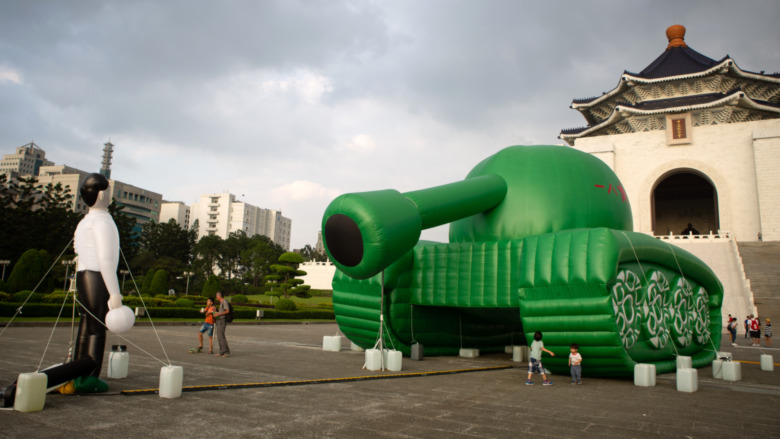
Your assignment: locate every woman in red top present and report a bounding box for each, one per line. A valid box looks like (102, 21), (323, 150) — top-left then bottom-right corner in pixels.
(197, 298), (217, 353)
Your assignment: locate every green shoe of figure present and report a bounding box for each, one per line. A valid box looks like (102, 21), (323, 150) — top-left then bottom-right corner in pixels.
(73, 376), (109, 393)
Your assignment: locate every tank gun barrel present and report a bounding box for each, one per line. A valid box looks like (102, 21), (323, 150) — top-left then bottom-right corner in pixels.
(322, 174), (507, 279)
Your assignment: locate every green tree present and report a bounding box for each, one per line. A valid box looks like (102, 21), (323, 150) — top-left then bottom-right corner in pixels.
(141, 268), (156, 294)
(0, 175), (83, 267)
(242, 235), (284, 287)
(193, 234), (223, 279)
(7, 249), (52, 294)
(264, 252), (309, 299)
(219, 231), (250, 280)
(140, 219), (196, 265)
(297, 244), (328, 262)
(108, 199), (138, 263)
(149, 269), (170, 295)
(37, 182), (81, 255)
(201, 275), (220, 299)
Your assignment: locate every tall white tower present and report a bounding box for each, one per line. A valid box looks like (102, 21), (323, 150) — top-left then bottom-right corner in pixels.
(99, 141), (114, 179)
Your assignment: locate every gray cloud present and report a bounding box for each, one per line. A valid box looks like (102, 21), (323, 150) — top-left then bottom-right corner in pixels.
(1, 0), (778, 248)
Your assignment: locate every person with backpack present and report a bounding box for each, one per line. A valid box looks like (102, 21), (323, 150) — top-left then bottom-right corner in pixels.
(727, 315), (738, 346)
(750, 315), (761, 346)
(213, 291), (232, 357)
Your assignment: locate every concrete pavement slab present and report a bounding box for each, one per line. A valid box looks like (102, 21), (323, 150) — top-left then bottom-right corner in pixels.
(1, 323), (779, 438)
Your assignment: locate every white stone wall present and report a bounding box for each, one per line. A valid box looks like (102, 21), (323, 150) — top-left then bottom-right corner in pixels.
(299, 261), (336, 290)
(574, 119), (780, 242)
(753, 125), (780, 241)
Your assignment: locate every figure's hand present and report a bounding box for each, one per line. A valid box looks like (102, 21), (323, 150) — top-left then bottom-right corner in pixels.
(108, 294), (123, 310)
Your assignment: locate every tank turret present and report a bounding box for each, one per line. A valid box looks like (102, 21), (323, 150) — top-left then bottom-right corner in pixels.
(323, 145), (632, 278)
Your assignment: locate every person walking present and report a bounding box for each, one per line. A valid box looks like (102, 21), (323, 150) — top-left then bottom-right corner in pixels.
(727, 315), (737, 346)
(765, 319), (772, 347)
(196, 298), (216, 354)
(213, 292), (231, 357)
(526, 331), (555, 386)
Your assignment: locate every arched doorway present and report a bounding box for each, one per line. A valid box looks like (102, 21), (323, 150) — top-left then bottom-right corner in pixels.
(652, 170), (719, 236)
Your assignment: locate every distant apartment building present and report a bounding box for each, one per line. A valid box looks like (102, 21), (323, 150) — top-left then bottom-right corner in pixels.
(0, 142), (54, 177)
(1, 142), (162, 235)
(189, 192), (292, 250)
(36, 164), (162, 234)
(159, 201), (191, 229)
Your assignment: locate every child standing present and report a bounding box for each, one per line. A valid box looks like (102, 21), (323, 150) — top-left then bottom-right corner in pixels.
(569, 343), (582, 385)
(526, 331), (555, 386)
(765, 319), (773, 347)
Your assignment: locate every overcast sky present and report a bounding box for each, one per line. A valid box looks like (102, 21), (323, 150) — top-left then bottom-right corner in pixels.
(1, 1), (778, 250)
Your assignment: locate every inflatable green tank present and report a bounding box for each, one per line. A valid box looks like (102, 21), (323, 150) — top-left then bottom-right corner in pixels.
(322, 145), (723, 377)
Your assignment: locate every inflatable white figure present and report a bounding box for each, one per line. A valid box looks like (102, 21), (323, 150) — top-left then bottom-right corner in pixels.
(1, 173), (132, 407)
(72, 173), (133, 388)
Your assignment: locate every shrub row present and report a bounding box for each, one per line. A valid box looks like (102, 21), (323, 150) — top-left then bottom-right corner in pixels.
(0, 303), (334, 320)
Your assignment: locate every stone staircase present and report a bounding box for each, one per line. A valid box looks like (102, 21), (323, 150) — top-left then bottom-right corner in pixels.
(736, 242), (780, 322)
(663, 234), (755, 322)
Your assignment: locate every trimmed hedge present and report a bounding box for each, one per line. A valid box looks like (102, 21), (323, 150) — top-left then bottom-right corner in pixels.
(1, 303), (69, 317)
(1, 303), (334, 320)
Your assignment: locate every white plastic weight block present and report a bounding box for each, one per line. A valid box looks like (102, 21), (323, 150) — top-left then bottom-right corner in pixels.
(634, 364), (656, 387)
(384, 350), (402, 372)
(14, 372), (47, 412)
(717, 351), (732, 360)
(108, 350), (129, 379)
(364, 349), (382, 371)
(505, 346), (512, 354)
(512, 346), (526, 363)
(459, 348), (480, 358)
(676, 356), (692, 369)
(159, 365), (183, 399)
(712, 359), (724, 379)
(676, 368), (698, 393)
(722, 361), (742, 382)
(322, 335), (341, 352)
(760, 354), (774, 372)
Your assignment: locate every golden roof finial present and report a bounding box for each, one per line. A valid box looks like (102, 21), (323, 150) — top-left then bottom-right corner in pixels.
(666, 25), (687, 49)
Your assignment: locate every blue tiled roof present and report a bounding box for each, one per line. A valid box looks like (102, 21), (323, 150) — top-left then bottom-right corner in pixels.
(626, 47), (725, 79)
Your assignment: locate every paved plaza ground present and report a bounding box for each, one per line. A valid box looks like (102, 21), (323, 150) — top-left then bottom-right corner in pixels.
(1, 322), (779, 438)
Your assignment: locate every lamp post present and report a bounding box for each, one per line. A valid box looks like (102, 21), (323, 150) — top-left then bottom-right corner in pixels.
(61, 259), (76, 292)
(0, 260), (9, 282)
(183, 271), (194, 295)
(119, 269), (130, 294)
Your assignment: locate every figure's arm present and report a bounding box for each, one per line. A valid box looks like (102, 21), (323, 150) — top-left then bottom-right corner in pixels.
(543, 347), (555, 357)
(93, 219), (122, 309)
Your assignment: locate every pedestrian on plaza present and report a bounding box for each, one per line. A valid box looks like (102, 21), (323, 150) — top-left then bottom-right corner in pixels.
(195, 298), (216, 354)
(750, 315), (761, 346)
(526, 331), (555, 386)
(213, 292), (231, 357)
(568, 343), (582, 385)
(765, 319), (772, 347)
(727, 315), (738, 346)
(745, 316), (750, 339)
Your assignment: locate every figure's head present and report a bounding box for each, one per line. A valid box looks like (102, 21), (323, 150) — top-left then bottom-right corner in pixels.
(216, 292), (224, 301)
(570, 343), (579, 353)
(206, 298), (213, 306)
(534, 331), (543, 341)
(80, 173), (110, 208)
